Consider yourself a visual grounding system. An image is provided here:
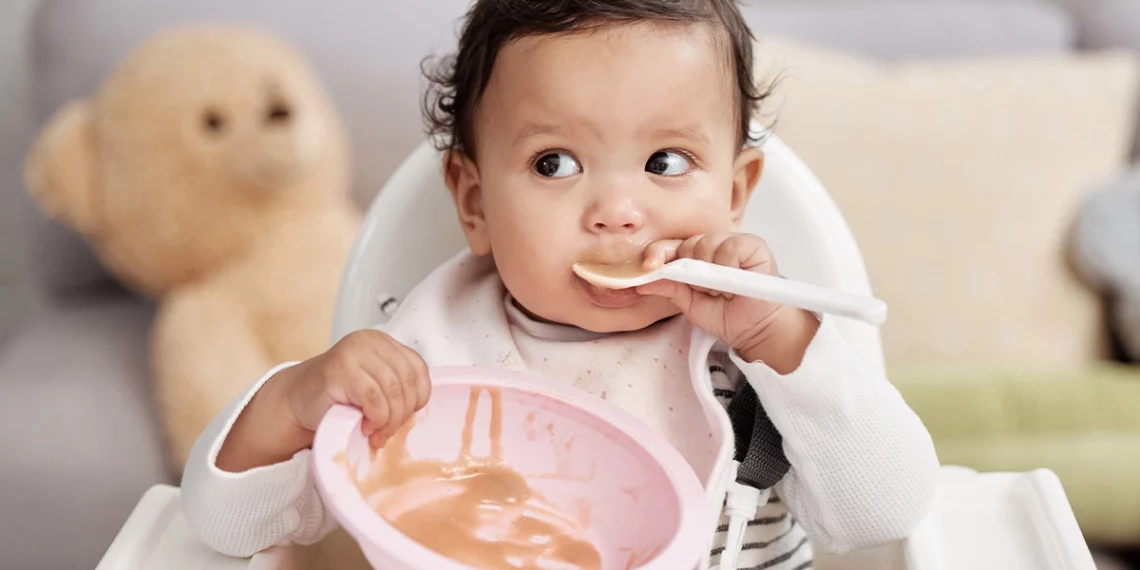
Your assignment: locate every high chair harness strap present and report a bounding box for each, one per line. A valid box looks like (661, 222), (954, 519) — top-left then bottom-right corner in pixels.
(727, 382), (790, 490)
(716, 383), (791, 570)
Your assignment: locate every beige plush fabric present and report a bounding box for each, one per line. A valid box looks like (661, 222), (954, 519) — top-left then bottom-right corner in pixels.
(22, 27), (362, 472)
(754, 38), (1140, 369)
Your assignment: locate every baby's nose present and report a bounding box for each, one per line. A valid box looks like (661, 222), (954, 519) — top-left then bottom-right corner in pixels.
(589, 202), (644, 233)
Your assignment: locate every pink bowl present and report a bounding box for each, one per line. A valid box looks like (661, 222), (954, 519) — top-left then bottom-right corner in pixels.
(312, 366), (711, 570)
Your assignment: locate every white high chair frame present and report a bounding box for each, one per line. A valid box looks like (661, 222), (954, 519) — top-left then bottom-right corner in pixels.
(326, 130), (1097, 570)
(94, 133), (1096, 570)
(325, 132), (1096, 570)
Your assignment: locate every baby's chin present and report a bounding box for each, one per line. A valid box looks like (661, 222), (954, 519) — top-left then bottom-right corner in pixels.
(560, 302), (682, 334)
(510, 284), (679, 333)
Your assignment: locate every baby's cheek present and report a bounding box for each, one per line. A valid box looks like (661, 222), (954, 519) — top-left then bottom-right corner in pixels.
(498, 260), (572, 322)
(674, 207), (736, 236)
(494, 239), (561, 292)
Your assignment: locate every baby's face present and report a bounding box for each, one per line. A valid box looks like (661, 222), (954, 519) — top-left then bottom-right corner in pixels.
(448, 23), (763, 333)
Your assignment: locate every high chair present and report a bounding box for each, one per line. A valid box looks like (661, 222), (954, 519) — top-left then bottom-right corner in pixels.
(95, 134), (1097, 570)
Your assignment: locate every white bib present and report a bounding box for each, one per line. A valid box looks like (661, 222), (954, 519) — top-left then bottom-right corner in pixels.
(379, 252), (734, 515)
(505, 298), (717, 482)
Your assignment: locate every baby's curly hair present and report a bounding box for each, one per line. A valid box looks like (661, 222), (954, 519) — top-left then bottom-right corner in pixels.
(422, 0), (773, 159)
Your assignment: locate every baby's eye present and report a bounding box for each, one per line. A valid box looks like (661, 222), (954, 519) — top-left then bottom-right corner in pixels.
(645, 151), (692, 176)
(533, 152), (581, 179)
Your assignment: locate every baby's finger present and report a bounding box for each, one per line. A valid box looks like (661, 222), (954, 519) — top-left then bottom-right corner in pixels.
(692, 235), (737, 295)
(358, 358), (407, 440)
(675, 235), (722, 295)
(401, 346), (432, 411)
(353, 376), (390, 437)
(382, 346), (420, 430)
(693, 234), (736, 263)
(642, 239), (683, 270)
(674, 235), (706, 262)
(713, 234), (773, 274)
(376, 365), (410, 440)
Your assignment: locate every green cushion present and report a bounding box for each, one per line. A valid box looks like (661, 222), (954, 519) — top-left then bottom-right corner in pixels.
(892, 364), (1140, 545)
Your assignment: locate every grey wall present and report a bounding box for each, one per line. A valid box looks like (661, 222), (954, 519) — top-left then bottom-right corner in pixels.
(0, 0), (42, 347)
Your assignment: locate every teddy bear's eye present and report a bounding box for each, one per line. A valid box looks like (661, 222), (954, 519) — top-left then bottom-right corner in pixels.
(265, 101), (291, 124)
(202, 109), (226, 134)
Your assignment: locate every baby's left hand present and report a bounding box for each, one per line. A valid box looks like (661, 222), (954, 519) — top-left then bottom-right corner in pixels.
(637, 233), (820, 373)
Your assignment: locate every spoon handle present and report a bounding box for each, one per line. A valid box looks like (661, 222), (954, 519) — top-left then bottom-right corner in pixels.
(659, 259), (888, 326)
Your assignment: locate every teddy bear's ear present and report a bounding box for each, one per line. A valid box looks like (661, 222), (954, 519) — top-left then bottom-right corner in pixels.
(24, 100), (101, 234)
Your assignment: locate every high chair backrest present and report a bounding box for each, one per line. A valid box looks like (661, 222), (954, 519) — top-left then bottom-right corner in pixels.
(332, 130), (887, 378)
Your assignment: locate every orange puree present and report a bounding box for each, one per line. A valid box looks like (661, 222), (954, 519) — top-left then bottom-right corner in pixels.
(345, 386), (604, 570)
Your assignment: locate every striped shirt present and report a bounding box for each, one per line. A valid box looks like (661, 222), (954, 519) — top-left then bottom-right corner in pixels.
(708, 352), (813, 570)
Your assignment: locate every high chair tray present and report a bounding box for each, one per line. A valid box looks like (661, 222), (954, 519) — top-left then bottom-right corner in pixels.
(890, 467), (1096, 570)
(93, 484), (290, 570)
(96, 467), (1094, 570)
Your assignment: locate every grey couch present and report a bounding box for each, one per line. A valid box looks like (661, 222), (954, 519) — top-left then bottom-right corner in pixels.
(2, 1), (1138, 569)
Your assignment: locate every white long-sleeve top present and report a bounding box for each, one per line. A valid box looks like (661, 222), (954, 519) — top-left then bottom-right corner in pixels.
(182, 254), (939, 569)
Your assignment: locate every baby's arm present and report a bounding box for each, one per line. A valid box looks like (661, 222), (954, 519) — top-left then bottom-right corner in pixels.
(181, 330), (430, 557)
(181, 363), (332, 557)
(730, 315), (940, 554)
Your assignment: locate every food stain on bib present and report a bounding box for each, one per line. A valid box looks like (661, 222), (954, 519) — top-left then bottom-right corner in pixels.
(343, 386), (603, 570)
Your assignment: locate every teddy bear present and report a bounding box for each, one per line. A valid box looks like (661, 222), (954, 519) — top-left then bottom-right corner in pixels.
(23, 26), (362, 472)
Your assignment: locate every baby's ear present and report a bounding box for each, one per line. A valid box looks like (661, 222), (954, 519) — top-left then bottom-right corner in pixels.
(730, 146), (765, 225)
(443, 150), (491, 255)
(24, 100), (102, 235)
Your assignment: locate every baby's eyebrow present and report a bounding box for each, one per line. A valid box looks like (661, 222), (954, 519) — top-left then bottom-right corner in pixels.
(647, 126), (712, 147)
(512, 121), (585, 147)
(513, 123), (560, 146)
(512, 119), (603, 147)
(511, 122), (711, 148)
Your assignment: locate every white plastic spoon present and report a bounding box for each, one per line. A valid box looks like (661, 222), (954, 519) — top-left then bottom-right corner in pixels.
(572, 258), (888, 326)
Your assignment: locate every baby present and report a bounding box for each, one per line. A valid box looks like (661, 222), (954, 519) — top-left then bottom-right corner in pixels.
(182, 1), (940, 569)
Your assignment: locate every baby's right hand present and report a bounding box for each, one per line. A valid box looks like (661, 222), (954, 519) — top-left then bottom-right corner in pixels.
(281, 330), (431, 448)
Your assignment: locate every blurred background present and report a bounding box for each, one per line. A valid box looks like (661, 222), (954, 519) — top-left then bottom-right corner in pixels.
(0, 0), (40, 347)
(2, 0), (1140, 569)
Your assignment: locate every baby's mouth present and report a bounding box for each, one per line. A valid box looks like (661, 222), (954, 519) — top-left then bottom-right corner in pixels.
(575, 240), (654, 308)
(577, 275), (644, 309)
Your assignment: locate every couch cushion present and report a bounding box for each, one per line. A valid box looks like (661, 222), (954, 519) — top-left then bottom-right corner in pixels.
(747, 0), (1074, 61)
(0, 295), (170, 570)
(893, 364), (1140, 545)
(756, 36), (1140, 368)
(24, 0), (1077, 297)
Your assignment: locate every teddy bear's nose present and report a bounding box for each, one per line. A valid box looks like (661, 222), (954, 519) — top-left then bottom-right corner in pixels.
(265, 100), (292, 125)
